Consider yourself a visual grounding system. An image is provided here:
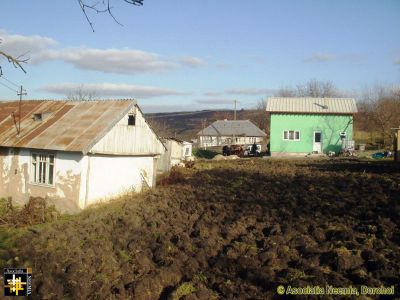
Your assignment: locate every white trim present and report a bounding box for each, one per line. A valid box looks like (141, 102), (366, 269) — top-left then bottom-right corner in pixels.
(313, 131), (322, 153)
(282, 130), (301, 141)
(30, 151), (56, 187)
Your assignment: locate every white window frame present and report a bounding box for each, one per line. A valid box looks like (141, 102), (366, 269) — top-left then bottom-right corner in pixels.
(31, 152), (56, 186)
(283, 130), (300, 141)
(249, 137), (256, 144)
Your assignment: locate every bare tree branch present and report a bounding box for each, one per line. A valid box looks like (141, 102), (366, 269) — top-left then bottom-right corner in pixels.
(67, 86), (97, 101)
(0, 50), (28, 75)
(77, 0), (144, 32)
(358, 85), (400, 147)
(274, 80), (342, 98)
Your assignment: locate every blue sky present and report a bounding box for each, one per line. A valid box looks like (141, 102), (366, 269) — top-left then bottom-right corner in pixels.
(0, 0), (399, 112)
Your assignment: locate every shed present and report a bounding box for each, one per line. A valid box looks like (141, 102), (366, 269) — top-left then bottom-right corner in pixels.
(158, 137), (193, 172)
(197, 120), (266, 147)
(266, 97), (358, 156)
(0, 99), (165, 212)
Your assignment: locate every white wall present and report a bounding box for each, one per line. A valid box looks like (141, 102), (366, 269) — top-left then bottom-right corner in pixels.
(84, 154), (155, 207)
(157, 140), (193, 173)
(0, 148), (83, 212)
(91, 106), (165, 155)
(198, 136), (264, 147)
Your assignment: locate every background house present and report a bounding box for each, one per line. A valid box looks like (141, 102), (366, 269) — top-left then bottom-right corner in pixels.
(0, 99), (165, 212)
(157, 137), (192, 172)
(266, 97), (358, 156)
(197, 120), (266, 147)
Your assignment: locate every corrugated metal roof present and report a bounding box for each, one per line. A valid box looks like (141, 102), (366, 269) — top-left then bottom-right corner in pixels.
(197, 120), (266, 137)
(0, 99), (136, 153)
(266, 97), (358, 114)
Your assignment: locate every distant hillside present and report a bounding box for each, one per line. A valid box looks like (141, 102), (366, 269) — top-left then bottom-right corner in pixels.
(146, 109), (268, 141)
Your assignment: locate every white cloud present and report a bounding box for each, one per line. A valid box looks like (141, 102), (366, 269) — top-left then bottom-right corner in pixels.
(196, 98), (232, 105)
(0, 29), (57, 58)
(177, 56), (205, 67)
(204, 91), (224, 97)
(33, 48), (204, 74)
(0, 29), (204, 74)
(225, 88), (276, 95)
(304, 53), (336, 63)
(38, 83), (190, 98)
(142, 104), (203, 113)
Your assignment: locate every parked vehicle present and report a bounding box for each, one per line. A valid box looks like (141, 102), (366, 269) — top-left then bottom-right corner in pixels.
(230, 145), (245, 157)
(244, 144), (262, 157)
(222, 144), (245, 157)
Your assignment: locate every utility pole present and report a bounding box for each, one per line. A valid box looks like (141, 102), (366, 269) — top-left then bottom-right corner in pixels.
(17, 85), (27, 134)
(234, 100), (238, 121)
(201, 118), (206, 149)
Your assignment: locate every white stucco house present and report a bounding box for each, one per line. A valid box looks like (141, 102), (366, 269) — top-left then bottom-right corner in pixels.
(158, 137), (192, 172)
(0, 99), (165, 212)
(197, 119), (266, 147)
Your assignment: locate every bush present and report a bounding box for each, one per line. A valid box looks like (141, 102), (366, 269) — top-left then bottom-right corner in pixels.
(0, 197), (60, 227)
(192, 148), (218, 159)
(158, 167), (186, 185)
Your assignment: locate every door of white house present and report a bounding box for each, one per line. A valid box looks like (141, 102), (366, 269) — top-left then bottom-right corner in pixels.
(313, 131), (322, 153)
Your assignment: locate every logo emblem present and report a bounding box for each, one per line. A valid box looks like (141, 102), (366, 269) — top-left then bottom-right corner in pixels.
(4, 268), (32, 297)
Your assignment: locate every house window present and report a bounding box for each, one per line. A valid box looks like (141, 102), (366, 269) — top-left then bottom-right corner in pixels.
(31, 153), (55, 185)
(185, 147), (190, 156)
(128, 114), (135, 126)
(283, 130), (300, 141)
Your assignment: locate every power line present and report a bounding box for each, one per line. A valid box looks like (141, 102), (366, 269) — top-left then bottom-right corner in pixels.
(0, 75), (20, 88)
(0, 80), (18, 93)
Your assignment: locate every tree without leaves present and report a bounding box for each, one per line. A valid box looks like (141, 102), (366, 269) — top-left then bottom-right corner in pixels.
(77, 0), (144, 32)
(274, 79), (342, 98)
(66, 87), (97, 101)
(358, 85), (400, 148)
(296, 79), (340, 98)
(254, 98), (269, 136)
(0, 40), (28, 75)
(275, 87), (296, 97)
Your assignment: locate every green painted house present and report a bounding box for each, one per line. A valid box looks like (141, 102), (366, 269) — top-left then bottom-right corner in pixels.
(266, 97), (357, 156)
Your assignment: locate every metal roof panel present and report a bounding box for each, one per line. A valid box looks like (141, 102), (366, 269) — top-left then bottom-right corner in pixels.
(0, 99), (136, 153)
(266, 97), (357, 114)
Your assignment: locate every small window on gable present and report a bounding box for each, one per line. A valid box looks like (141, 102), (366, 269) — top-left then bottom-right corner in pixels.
(33, 113), (42, 121)
(128, 114), (135, 126)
